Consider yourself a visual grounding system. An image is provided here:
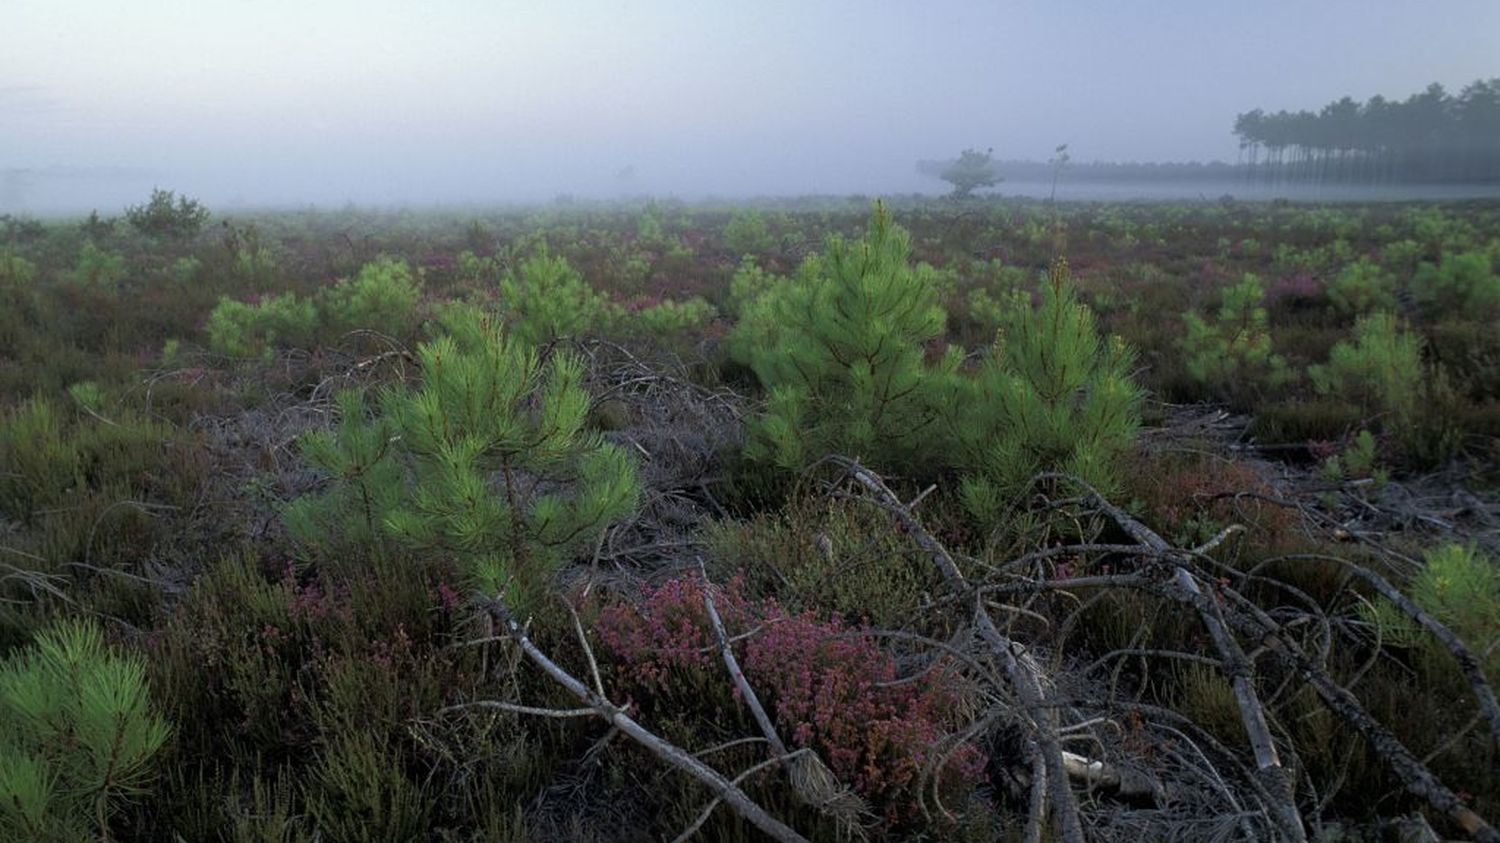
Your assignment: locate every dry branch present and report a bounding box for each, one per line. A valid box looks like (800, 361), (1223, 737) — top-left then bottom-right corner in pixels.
(474, 594), (813, 843)
(834, 457), (1086, 843)
(1052, 477), (1499, 843)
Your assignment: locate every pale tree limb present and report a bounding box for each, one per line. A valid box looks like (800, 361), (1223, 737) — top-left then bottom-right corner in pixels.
(1047, 478), (1499, 842)
(1048, 473), (1308, 843)
(698, 559), (875, 833)
(1262, 552), (1500, 753)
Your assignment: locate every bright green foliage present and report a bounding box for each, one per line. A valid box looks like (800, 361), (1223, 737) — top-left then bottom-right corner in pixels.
(1309, 312), (1423, 419)
(724, 209), (775, 254)
(1412, 544), (1499, 668)
(169, 255), (201, 285)
(1320, 429), (1387, 487)
(224, 224), (280, 289)
(0, 249), (37, 287)
(1411, 250), (1500, 319)
(67, 381), (104, 413)
(637, 201), (665, 242)
(498, 247), (614, 346)
(625, 297), (716, 338)
(124, 188), (209, 240)
(381, 319), (639, 611)
(950, 259), (1143, 524)
(455, 250), (501, 283)
(1328, 257), (1397, 316)
(321, 255), (424, 338)
(731, 201), (955, 474)
(1180, 274), (1288, 401)
(284, 390), (403, 557)
(66, 242), (126, 288)
(0, 620), (171, 841)
(206, 292), (319, 358)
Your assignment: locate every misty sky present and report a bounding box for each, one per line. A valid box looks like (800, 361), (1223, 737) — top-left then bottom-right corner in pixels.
(3, 0), (1497, 208)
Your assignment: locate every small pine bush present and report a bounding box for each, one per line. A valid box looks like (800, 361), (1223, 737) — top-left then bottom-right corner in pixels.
(206, 292), (319, 358)
(321, 255), (424, 339)
(283, 389), (404, 558)
(0, 620), (171, 841)
(1308, 312), (1422, 420)
(498, 246), (614, 346)
(1412, 543), (1499, 666)
(1411, 250), (1500, 320)
(1327, 257), (1397, 316)
(124, 188), (209, 240)
(620, 296), (716, 340)
(731, 201), (956, 475)
(724, 209), (775, 254)
(1179, 273), (1289, 404)
(380, 317), (639, 611)
(949, 258), (1143, 525)
(66, 241), (127, 289)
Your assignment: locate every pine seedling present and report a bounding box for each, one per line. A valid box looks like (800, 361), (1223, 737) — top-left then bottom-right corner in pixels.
(733, 201), (956, 475)
(1180, 273), (1289, 403)
(497, 246), (616, 346)
(1309, 312), (1423, 420)
(0, 619), (171, 841)
(950, 258), (1143, 526)
(381, 317), (638, 612)
(284, 388), (404, 557)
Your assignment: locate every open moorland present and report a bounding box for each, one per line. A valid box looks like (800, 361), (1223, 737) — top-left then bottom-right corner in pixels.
(2, 194), (1499, 842)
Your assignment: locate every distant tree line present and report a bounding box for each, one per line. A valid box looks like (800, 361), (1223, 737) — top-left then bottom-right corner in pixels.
(1234, 79), (1500, 185)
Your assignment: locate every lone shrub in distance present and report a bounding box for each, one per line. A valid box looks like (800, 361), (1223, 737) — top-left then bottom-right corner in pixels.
(0, 619), (171, 841)
(949, 258), (1143, 526)
(124, 188), (209, 240)
(731, 201), (956, 475)
(940, 147), (1003, 198)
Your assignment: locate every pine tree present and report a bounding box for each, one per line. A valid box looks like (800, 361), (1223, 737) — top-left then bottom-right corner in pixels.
(498, 246), (616, 346)
(950, 259), (1143, 527)
(283, 389), (403, 557)
(381, 316), (639, 612)
(0, 620), (171, 841)
(1180, 273), (1289, 405)
(731, 201), (957, 475)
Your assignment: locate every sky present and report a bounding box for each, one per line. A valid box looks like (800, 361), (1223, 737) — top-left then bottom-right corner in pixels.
(2, 0), (1497, 209)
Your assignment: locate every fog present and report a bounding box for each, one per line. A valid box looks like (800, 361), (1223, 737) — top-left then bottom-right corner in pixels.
(4, 0), (1498, 212)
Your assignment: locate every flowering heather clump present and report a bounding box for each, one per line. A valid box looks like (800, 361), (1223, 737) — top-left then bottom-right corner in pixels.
(596, 576), (986, 821)
(595, 575), (753, 697)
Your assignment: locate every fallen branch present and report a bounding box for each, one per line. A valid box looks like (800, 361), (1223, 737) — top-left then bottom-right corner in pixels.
(835, 458), (1086, 843)
(475, 594), (813, 843)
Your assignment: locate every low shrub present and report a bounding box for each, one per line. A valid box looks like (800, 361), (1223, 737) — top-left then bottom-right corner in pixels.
(1308, 312), (1422, 421)
(320, 255), (424, 339)
(0, 619), (171, 841)
(498, 246), (614, 345)
(595, 575), (986, 823)
(206, 292), (319, 358)
(1179, 273), (1290, 406)
(1327, 257), (1396, 316)
(1411, 250), (1500, 320)
(730, 202), (956, 475)
(950, 258), (1143, 527)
